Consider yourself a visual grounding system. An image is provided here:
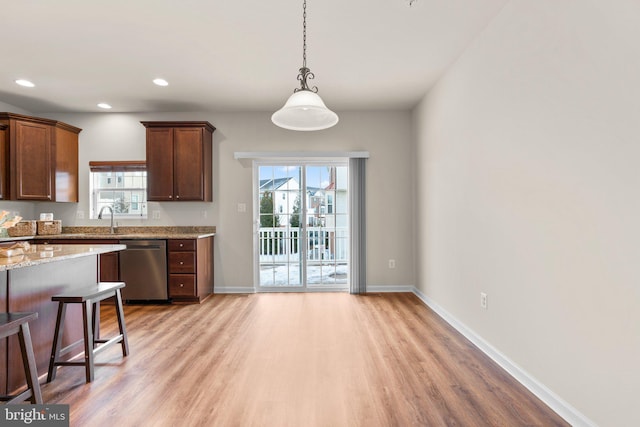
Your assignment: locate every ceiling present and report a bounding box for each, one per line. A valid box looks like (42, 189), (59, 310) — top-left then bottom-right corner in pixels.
(0, 0), (508, 114)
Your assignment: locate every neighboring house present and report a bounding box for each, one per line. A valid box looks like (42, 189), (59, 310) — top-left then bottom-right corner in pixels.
(259, 177), (300, 225)
(260, 167), (348, 229)
(91, 170), (147, 218)
(259, 168), (349, 263)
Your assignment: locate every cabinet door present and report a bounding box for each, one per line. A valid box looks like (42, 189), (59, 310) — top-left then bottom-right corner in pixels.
(0, 125), (6, 200)
(14, 120), (52, 200)
(168, 251), (196, 273)
(169, 274), (196, 297)
(146, 127), (175, 201)
(54, 125), (79, 202)
(173, 127), (205, 201)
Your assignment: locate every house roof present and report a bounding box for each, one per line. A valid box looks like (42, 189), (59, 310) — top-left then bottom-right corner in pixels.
(259, 177), (296, 191)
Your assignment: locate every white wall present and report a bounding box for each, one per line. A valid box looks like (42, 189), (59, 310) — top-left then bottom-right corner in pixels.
(413, 1), (640, 425)
(0, 100), (31, 115)
(20, 110), (415, 292)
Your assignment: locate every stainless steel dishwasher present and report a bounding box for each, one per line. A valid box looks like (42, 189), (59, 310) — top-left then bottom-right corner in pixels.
(119, 240), (168, 302)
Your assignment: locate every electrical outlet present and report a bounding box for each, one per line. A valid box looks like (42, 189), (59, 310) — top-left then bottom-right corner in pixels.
(388, 259), (396, 269)
(152, 210), (161, 220)
(76, 210), (84, 219)
(480, 292), (488, 309)
(237, 203), (247, 213)
(202, 210), (208, 218)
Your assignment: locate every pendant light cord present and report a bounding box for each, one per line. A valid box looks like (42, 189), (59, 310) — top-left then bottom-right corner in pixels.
(295, 0), (317, 93)
(302, 0), (307, 69)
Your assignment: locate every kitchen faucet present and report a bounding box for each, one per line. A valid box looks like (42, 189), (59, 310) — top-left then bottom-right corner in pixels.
(98, 205), (116, 234)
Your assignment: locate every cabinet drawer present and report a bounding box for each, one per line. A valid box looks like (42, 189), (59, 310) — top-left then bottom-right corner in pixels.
(168, 239), (196, 251)
(168, 252), (195, 273)
(169, 275), (196, 297)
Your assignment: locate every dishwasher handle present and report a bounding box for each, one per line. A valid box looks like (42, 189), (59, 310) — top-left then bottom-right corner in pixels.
(120, 240), (167, 251)
(124, 244), (165, 250)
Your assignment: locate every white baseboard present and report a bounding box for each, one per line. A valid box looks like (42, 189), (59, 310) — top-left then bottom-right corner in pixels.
(411, 287), (596, 427)
(214, 287), (255, 294)
(367, 285), (415, 293)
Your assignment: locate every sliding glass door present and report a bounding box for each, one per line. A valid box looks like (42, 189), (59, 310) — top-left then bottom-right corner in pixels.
(256, 162), (348, 291)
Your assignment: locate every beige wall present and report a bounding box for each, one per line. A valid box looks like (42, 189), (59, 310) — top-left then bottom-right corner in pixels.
(3, 110), (415, 292)
(413, 1), (640, 425)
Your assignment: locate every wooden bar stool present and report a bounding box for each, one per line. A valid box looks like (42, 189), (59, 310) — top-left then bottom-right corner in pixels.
(0, 312), (43, 404)
(47, 282), (129, 383)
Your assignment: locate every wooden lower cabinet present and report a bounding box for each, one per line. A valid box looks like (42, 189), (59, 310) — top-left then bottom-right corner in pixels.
(168, 237), (213, 303)
(99, 250), (120, 282)
(33, 237), (214, 304)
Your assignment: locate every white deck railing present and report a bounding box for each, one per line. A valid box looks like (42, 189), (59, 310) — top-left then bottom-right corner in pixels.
(259, 227), (348, 263)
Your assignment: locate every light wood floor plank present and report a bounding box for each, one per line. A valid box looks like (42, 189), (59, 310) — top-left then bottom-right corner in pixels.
(39, 293), (569, 426)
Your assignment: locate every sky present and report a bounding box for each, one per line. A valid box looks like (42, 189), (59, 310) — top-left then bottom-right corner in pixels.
(259, 165), (333, 189)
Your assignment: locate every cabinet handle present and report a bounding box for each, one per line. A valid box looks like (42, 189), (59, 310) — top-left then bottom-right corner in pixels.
(176, 195), (180, 199)
(179, 244), (184, 247)
(180, 261), (184, 265)
(169, 195), (172, 199)
(180, 284), (184, 287)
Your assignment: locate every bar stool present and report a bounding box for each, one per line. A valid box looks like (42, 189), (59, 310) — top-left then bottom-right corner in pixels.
(47, 282), (129, 383)
(0, 312), (43, 404)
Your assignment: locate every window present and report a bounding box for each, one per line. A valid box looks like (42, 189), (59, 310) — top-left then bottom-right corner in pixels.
(89, 161), (147, 219)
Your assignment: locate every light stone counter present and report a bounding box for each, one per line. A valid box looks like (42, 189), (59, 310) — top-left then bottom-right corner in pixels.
(0, 243), (125, 271)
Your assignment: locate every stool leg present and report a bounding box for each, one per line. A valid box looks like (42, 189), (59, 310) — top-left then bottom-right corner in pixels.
(114, 289), (130, 356)
(92, 301), (99, 346)
(18, 322), (43, 404)
(47, 302), (67, 382)
(82, 301), (95, 383)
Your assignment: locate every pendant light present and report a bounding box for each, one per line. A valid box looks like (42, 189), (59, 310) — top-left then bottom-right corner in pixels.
(272, 0), (338, 131)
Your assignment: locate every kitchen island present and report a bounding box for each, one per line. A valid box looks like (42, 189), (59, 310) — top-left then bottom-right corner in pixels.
(0, 242), (125, 395)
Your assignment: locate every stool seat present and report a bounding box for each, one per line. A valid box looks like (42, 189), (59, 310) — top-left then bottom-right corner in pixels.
(52, 281), (126, 303)
(47, 282), (129, 383)
(0, 312), (43, 404)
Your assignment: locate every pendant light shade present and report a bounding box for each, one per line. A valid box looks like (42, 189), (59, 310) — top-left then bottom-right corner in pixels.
(271, 89), (339, 131)
(272, 0), (338, 131)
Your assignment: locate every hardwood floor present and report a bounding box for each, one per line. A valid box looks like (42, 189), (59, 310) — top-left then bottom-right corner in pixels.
(40, 293), (569, 426)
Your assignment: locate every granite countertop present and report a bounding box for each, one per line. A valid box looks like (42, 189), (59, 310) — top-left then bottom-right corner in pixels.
(1, 226), (216, 242)
(0, 243), (126, 271)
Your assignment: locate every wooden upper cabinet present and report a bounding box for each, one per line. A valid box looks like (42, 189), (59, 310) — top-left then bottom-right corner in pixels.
(53, 122), (80, 202)
(0, 124), (6, 200)
(145, 128), (174, 201)
(142, 121), (215, 202)
(0, 112), (81, 202)
(14, 120), (52, 200)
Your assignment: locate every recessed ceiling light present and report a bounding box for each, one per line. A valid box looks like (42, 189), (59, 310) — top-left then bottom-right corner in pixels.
(97, 103), (112, 109)
(153, 78), (169, 86)
(15, 79), (35, 88)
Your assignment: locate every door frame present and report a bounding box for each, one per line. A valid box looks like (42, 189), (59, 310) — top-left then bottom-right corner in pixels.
(252, 159), (349, 292)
